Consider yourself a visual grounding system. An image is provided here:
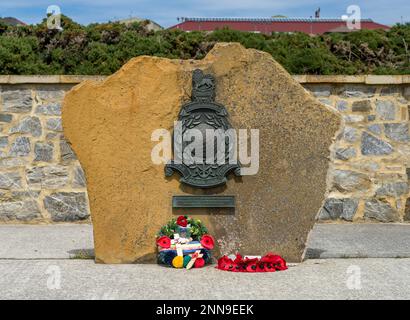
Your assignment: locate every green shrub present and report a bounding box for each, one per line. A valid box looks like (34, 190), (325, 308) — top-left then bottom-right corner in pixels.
(0, 16), (409, 75)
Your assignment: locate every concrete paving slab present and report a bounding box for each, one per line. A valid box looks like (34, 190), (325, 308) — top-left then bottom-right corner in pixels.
(0, 258), (408, 299)
(0, 224), (93, 259)
(306, 223), (410, 259)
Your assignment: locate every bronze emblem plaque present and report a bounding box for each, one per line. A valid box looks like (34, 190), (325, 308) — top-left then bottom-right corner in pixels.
(165, 69), (241, 188)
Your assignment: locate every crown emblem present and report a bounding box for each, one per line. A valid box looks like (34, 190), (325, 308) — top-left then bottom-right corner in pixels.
(192, 69), (215, 102)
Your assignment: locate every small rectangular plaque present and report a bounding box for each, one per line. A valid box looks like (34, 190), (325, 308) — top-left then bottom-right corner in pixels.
(172, 195), (235, 208)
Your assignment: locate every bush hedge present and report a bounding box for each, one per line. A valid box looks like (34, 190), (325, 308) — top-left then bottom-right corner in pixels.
(0, 16), (409, 75)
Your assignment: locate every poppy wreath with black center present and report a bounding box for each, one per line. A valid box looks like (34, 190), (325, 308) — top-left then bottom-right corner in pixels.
(217, 253), (287, 272)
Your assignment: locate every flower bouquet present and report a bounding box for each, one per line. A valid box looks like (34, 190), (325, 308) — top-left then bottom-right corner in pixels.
(156, 215), (215, 269)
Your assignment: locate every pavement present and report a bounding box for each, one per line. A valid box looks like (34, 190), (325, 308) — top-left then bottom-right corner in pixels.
(305, 223), (410, 259)
(0, 223), (409, 300)
(0, 224), (93, 260)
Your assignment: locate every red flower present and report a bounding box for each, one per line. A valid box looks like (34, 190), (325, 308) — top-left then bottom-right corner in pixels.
(217, 256), (232, 271)
(261, 260), (276, 272)
(176, 215), (188, 227)
(200, 235), (215, 250)
(234, 253), (244, 264)
(156, 236), (171, 249)
(261, 253), (287, 271)
(217, 255), (238, 271)
(194, 257), (205, 268)
(256, 261), (268, 272)
(244, 258), (259, 272)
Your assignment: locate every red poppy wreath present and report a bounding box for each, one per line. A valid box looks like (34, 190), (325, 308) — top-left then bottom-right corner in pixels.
(156, 215), (214, 269)
(217, 253), (287, 273)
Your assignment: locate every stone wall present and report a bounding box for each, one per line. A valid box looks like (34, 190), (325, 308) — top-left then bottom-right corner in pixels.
(300, 76), (410, 223)
(0, 75), (409, 223)
(0, 76), (103, 223)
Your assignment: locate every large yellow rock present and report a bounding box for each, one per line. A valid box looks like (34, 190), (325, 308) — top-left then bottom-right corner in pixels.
(63, 43), (341, 263)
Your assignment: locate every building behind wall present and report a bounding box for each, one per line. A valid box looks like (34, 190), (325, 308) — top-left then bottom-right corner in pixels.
(170, 17), (391, 35)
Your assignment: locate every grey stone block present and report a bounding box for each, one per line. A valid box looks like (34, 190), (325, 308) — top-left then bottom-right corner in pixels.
(0, 200), (40, 221)
(36, 89), (65, 101)
(73, 166), (86, 187)
(335, 147), (356, 160)
(44, 192), (89, 222)
(350, 160), (380, 172)
(34, 142), (53, 162)
(404, 87), (410, 100)
(46, 132), (59, 140)
(318, 98), (332, 107)
(367, 115), (376, 122)
(352, 100), (372, 112)
(1, 90), (32, 113)
(380, 86), (402, 96)
(307, 85), (332, 97)
(375, 182), (409, 197)
(367, 124), (382, 136)
(45, 118), (62, 132)
(317, 198), (358, 221)
(376, 100), (396, 120)
(364, 199), (400, 222)
(339, 85), (376, 98)
(384, 123), (410, 142)
(60, 137), (76, 163)
(35, 103), (61, 115)
(0, 136), (8, 148)
(341, 199), (359, 221)
(336, 100), (348, 112)
(9, 137), (31, 157)
(344, 115), (365, 123)
(0, 157), (27, 168)
(342, 126), (359, 143)
(10, 190), (40, 200)
(331, 170), (371, 193)
(0, 172), (22, 189)
(0, 114), (13, 123)
(9, 116), (42, 137)
(26, 165), (69, 188)
(361, 132), (393, 156)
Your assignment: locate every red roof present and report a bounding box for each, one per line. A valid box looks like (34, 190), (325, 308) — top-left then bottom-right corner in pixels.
(0, 17), (26, 26)
(170, 18), (390, 35)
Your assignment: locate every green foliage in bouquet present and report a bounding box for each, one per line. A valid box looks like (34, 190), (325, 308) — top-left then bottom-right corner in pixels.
(157, 216), (208, 240)
(158, 219), (178, 238)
